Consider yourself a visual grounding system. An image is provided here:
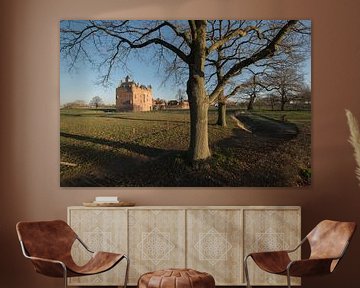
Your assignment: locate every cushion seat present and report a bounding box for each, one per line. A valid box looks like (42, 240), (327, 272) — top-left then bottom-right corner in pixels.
(138, 268), (215, 288)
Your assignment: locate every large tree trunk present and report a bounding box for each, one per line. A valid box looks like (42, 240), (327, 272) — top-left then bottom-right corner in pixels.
(280, 101), (285, 111)
(186, 21), (211, 161)
(217, 101), (227, 127)
(247, 95), (255, 111)
(188, 82), (210, 161)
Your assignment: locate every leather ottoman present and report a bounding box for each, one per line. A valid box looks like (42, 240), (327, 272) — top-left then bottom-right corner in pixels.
(138, 268), (215, 288)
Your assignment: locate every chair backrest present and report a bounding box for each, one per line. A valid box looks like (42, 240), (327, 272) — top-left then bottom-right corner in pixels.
(16, 220), (77, 261)
(307, 220), (356, 261)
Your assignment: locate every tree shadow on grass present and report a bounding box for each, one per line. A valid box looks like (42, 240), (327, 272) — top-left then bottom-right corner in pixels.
(105, 115), (189, 124)
(60, 132), (176, 158)
(60, 114), (309, 187)
(61, 142), (142, 186)
(61, 110), (190, 124)
(60, 137), (184, 187)
(60, 133), (226, 187)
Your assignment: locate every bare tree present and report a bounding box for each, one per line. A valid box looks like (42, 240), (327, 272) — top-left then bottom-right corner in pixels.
(89, 96), (104, 109)
(61, 20), (305, 161)
(263, 64), (305, 111)
(236, 71), (268, 111)
(205, 20), (310, 126)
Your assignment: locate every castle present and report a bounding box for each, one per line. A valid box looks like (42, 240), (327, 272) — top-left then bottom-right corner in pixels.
(116, 76), (153, 112)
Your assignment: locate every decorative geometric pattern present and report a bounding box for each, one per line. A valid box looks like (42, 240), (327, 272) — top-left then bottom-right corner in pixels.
(128, 209), (186, 284)
(68, 208), (127, 286)
(194, 227), (232, 265)
(69, 207), (300, 286)
(208, 210), (219, 215)
(252, 228), (287, 252)
(244, 209), (301, 286)
(138, 228), (176, 265)
(186, 209), (242, 285)
(83, 227), (113, 252)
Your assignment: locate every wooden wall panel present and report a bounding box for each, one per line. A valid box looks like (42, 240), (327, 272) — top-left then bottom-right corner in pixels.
(128, 209), (186, 284)
(243, 208), (301, 285)
(187, 209), (243, 285)
(68, 208), (128, 285)
(68, 206), (300, 286)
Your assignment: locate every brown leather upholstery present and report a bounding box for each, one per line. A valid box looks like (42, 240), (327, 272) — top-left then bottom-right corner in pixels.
(307, 220), (356, 260)
(250, 251), (291, 274)
(138, 269), (215, 288)
(16, 220), (125, 278)
(247, 220), (356, 280)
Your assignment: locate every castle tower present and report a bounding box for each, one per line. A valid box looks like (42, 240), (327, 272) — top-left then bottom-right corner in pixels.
(116, 76), (153, 112)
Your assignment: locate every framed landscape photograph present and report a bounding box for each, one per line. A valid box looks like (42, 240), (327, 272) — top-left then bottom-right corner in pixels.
(60, 20), (311, 187)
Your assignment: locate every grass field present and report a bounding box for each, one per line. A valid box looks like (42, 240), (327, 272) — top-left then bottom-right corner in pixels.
(60, 108), (311, 187)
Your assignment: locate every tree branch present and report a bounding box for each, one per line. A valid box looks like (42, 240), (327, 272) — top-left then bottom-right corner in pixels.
(90, 23), (190, 64)
(206, 25), (261, 55)
(208, 20), (298, 102)
(163, 21), (192, 46)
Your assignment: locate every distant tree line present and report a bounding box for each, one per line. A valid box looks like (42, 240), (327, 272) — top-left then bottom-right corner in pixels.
(62, 96), (115, 109)
(235, 83), (311, 111)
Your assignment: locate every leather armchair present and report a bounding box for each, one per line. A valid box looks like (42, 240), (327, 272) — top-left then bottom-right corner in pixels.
(16, 220), (129, 288)
(244, 220), (356, 288)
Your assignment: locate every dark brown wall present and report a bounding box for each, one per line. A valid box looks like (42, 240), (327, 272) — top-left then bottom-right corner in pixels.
(1, 0), (360, 287)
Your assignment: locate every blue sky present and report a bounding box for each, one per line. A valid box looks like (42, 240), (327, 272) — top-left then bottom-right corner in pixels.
(60, 21), (311, 106)
(60, 53), (177, 105)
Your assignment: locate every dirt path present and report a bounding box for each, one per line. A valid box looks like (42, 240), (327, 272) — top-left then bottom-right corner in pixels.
(235, 112), (298, 139)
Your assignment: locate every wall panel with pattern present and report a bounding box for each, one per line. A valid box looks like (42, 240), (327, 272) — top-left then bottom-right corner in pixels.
(68, 206), (300, 286)
(68, 208), (128, 285)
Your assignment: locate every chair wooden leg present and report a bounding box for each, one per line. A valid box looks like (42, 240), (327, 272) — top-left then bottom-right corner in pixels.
(244, 255), (252, 288)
